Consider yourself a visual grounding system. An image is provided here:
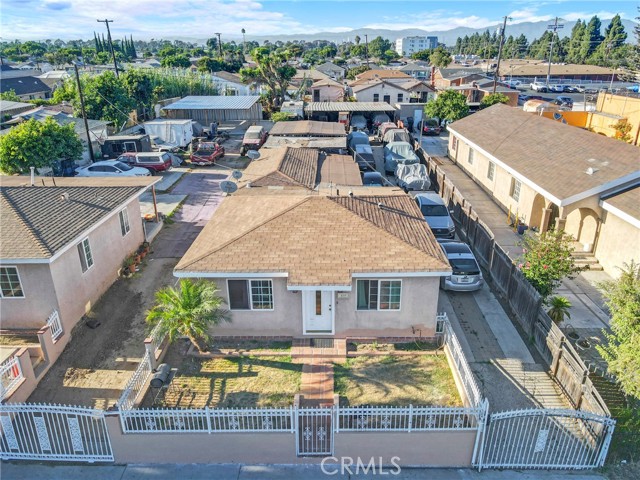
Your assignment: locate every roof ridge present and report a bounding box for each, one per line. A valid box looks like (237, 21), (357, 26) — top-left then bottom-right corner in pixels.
(0, 191), (52, 257)
(328, 195), (447, 263)
(178, 196), (314, 270)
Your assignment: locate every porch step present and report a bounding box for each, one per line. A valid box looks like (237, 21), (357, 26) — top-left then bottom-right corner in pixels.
(571, 252), (603, 270)
(292, 339), (347, 363)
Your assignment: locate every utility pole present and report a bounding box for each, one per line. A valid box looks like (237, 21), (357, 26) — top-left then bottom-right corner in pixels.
(73, 62), (95, 162)
(545, 17), (564, 88)
(364, 34), (370, 68)
(215, 32), (223, 58)
(241, 28), (246, 56)
(492, 16), (510, 94)
(97, 19), (119, 77)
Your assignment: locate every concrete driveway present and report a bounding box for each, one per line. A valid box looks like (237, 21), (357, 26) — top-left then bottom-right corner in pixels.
(152, 167), (229, 258)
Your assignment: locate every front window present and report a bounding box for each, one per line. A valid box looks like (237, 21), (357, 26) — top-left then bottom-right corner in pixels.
(119, 209), (130, 236)
(77, 238), (94, 273)
(510, 178), (522, 201)
(0, 267), (24, 298)
(356, 280), (401, 311)
(451, 136), (458, 151)
(228, 279), (274, 310)
(487, 162), (495, 181)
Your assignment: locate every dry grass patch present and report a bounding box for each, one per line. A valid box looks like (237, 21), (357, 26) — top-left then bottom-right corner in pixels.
(334, 355), (461, 407)
(149, 341), (302, 409)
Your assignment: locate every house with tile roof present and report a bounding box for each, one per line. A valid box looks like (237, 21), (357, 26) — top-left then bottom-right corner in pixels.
(447, 104), (640, 276)
(174, 189), (451, 338)
(0, 176), (158, 402)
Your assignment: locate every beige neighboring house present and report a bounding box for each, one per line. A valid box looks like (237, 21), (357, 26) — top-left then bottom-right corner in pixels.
(310, 78), (344, 102)
(351, 69), (413, 85)
(0, 176), (158, 402)
(447, 104), (640, 277)
(175, 189), (451, 338)
(352, 79), (411, 104)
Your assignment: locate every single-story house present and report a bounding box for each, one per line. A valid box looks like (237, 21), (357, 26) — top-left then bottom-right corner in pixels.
(174, 190), (450, 337)
(162, 95), (263, 123)
(449, 82), (518, 108)
(211, 71), (254, 96)
(352, 79), (412, 104)
(433, 68), (488, 89)
(447, 104), (640, 277)
(0, 100), (34, 120)
(310, 78), (344, 102)
(395, 62), (432, 80)
(315, 61), (346, 81)
(0, 76), (51, 101)
(395, 79), (435, 103)
(351, 69), (413, 86)
(0, 176), (159, 402)
(291, 69), (332, 89)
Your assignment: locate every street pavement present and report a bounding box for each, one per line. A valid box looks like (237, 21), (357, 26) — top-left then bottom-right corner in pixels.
(0, 463), (608, 479)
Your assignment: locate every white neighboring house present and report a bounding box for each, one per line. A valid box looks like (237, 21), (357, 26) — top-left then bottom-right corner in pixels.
(211, 71), (254, 96)
(352, 79), (410, 104)
(395, 36), (438, 56)
(315, 61), (346, 81)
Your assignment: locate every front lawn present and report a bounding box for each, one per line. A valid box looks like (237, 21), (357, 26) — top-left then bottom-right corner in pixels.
(146, 340), (302, 408)
(334, 355), (461, 407)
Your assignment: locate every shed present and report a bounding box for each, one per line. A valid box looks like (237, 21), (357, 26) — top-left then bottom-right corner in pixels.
(100, 134), (152, 159)
(162, 95), (262, 123)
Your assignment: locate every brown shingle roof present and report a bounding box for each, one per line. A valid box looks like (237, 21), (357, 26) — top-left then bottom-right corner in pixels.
(239, 147), (318, 189)
(175, 194), (450, 285)
(447, 104), (640, 205)
(355, 69), (412, 82)
(602, 186), (640, 222)
(1, 185), (143, 259)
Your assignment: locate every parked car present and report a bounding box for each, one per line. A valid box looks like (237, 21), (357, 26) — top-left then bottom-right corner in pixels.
(530, 83), (548, 92)
(362, 171), (385, 187)
(383, 141), (419, 175)
(377, 122), (397, 141)
(574, 85), (586, 93)
(414, 192), (455, 239)
(117, 152), (173, 174)
(75, 160), (151, 177)
(554, 96), (574, 108)
(502, 80), (521, 89)
(438, 240), (483, 292)
(348, 131), (370, 152)
(563, 85), (579, 93)
(241, 125), (267, 155)
(396, 163), (431, 192)
(549, 85), (566, 93)
(350, 114), (368, 132)
(372, 113), (391, 128)
(190, 142), (225, 166)
(422, 119), (442, 136)
(353, 144), (375, 171)
(382, 128), (411, 144)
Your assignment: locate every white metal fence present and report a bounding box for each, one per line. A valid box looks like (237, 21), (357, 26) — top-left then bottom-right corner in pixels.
(116, 351), (153, 411)
(0, 355), (23, 402)
(46, 310), (63, 340)
(337, 405), (481, 431)
(443, 315), (482, 408)
(0, 403), (113, 462)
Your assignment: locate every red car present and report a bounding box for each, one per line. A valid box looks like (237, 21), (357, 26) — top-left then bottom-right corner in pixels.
(190, 142), (225, 166)
(422, 119), (442, 136)
(116, 152), (173, 173)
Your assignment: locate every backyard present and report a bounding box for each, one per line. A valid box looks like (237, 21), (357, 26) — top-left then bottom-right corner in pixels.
(143, 339), (302, 408)
(334, 354), (462, 407)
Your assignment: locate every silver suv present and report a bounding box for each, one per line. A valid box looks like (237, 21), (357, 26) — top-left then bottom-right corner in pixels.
(414, 192), (455, 239)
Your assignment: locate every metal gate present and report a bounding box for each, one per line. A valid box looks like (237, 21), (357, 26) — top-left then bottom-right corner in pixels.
(296, 407), (333, 456)
(0, 403), (113, 462)
(478, 408), (615, 470)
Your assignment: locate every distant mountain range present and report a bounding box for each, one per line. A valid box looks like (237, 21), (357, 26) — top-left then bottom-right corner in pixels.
(199, 19), (636, 46)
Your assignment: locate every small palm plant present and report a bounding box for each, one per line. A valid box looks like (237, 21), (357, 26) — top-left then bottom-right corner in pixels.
(547, 296), (572, 324)
(146, 279), (230, 353)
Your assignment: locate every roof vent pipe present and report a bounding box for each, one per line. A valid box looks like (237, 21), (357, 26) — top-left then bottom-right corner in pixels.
(30, 167), (35, 186)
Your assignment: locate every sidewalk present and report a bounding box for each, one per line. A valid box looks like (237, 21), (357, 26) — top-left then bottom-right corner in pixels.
(0, 463), (608, 479)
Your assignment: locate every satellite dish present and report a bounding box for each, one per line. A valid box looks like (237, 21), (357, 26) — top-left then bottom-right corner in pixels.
(220, 181), (238, 194)
(246, 150), (260, 160)
(232, 170), (243, 180)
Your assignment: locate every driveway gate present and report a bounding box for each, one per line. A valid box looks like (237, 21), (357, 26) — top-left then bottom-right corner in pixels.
(478, 408), (615, 470)
(0, 403), (113, 462)
(296, 407), (333, 456)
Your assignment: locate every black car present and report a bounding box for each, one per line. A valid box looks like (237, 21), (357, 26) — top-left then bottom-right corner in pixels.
(362, 171), (385, 186)
(422, 119), (442, 136)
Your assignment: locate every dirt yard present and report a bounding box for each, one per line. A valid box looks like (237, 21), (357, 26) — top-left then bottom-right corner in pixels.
(28, 255), (178, 410)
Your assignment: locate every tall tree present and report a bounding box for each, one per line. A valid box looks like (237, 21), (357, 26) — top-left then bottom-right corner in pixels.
(580, 16), (604, 62)
(0, 117), (83, 175)
(429, 46), (452, 68)
(424, 90), (469, 124)
(595, 14), (628, 64)
(239, 47), (295, 110)
(146, 279), (231, 353)
(567, 20), (586, 63)
(77, 71), (136, 126)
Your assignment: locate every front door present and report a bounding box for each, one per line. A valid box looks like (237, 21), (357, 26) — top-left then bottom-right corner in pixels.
(303, 290), (334, 334)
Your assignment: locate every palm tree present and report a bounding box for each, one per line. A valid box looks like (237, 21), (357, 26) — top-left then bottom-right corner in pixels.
(547, 296), (572, 323)
(146, 279), (230, 353)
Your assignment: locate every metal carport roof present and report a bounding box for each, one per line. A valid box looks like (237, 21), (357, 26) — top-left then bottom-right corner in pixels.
(304, 102), (397, 112)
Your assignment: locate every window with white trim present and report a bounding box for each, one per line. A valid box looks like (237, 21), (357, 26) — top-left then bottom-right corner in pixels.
(228, 279), (274, 310)
(451, 136), (458, 152)
(510, 178), (522, 202)
(119, 208), (130, 236)
(373, 93), (380, 102)
(487, 161), (495, 181)
(0, 267), (24, 298)
(77, 238), (94, 273)
(397, 93), (403, 102)
(467, 148), (474, 164)
(356, 280), (401, 311)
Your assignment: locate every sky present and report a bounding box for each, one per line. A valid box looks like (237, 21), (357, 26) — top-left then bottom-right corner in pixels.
(0, 0), (637, 41)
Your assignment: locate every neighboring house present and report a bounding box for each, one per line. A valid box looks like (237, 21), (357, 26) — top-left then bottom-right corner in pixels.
(162, 95), (262, 123)
(315, 61), (346, 81)
(447, 104), (640, 277)
(211, 71), (254, 96)
(395, 36), (438, 56)
(36, 70), (70, 92)
(0, 100), (34, 121)
(291, 68), (332, 88)
(395, 79), (435, 103)
(449, 82), (518, 108)
(310, 78), (344, 102)
(0, 75), (51, 100)
(433, 68), (488, 89)
(352, 79), (411, 104)
(0, 176), (158, 402)
(396, 62), (432, 80)
(351, 69), (413, 85)
(265, 121), (347, 150)
(174, 190), (451, 338)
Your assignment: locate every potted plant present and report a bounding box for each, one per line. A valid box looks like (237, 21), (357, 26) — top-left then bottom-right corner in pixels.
(547, 296), (572, 323)
(122, 257), (135, 276)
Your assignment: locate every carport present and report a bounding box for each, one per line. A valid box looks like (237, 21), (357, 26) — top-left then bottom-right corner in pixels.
(304, 102), (396, 123)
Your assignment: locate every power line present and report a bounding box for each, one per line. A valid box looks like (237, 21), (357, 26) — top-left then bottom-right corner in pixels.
(546, 17), (564, 86)
(492, 16), (511, 94)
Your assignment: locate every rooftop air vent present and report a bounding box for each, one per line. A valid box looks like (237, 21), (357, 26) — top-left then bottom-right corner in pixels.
(585, 167), (598, 175)
(59, 192), (69, 201)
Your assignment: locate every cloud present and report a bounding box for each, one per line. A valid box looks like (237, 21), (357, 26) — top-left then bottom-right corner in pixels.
(45, 1), (72, 10)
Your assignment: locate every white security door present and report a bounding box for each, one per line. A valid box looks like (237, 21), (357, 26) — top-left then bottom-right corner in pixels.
(303, 290), (334, 334)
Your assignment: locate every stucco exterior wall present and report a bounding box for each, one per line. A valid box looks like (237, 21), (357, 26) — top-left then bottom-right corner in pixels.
(48, 199), (145, 333)
(207, 276), (441, 338)
(312, 85), (343, 102)
(355, 84), (409, 104)
(0, 264), (58, 329)
(595, 211), (640, 278)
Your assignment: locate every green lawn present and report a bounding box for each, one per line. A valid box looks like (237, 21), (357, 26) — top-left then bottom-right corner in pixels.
(334, 355), (461, 407)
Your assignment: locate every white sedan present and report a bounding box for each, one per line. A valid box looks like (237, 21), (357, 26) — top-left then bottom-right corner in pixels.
(75, 160), (151, 177)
